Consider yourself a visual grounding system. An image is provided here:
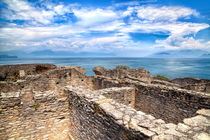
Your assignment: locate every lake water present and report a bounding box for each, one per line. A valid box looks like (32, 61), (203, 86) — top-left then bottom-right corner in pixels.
(0, 57), (210, 79)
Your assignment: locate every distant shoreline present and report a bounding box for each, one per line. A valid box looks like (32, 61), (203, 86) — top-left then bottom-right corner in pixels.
(0, 55), (18, 58)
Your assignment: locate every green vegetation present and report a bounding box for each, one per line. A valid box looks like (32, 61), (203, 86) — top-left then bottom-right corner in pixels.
(64, 74), (68, 78)
(92, 79), (95, 83)
(69, 72), (72, 77)
(132, 84), (136, 88)
(93, 104), (101, 115)
(156, 75), (170, 81)
(0, 110), (2, 114)
(31, 104), (39, 109)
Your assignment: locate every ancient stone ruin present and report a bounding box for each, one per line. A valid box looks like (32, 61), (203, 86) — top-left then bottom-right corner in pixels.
(0, 64), (210, 140)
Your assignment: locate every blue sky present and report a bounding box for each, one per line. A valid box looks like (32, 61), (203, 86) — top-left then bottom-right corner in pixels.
(0, 0), (209, 57)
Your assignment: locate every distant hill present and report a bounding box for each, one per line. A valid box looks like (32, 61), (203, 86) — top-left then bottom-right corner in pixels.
(149, 49), (209, 58)
(200, 53), (210, 58)
(28, 50), (115, 57)
(0, 50), (115, 58)
(0, 55), (18, 58)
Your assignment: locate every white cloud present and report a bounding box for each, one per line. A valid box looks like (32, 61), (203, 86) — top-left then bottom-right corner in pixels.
(2, 0), (72, 24)
(73, 8), (118, 26)
(123, 6), (199, 22)
(0, 1), (209, 56)
(88, 20), (125, 32)
(137, 6), (199, 21)
(155, 36), (210, 50)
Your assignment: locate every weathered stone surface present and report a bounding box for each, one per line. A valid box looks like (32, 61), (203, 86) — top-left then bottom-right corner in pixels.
(172, 78), (210, 93)
(183, 115), (210, 127)
(193, 133), (210, 140)
(164, 128), (186, 137)
(93, 66), (107, 75)
(93, 65), (152, 83)
(152, 134), (179, 140)
(197, 109), (210, 117)
(176, 123), (191, 133)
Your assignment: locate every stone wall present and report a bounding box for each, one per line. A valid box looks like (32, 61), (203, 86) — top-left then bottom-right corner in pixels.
(0, 66), (94, 93)
(0, 90), (70, 140)
(95, 87), (136, 108)
(65, 86), (210, 140)
(0, 64), (56, 81)
(134, 82), (210, 124)
(65, 86), (150, 140)
(0, 66), (94, 140)
(92, 75), (210, 124)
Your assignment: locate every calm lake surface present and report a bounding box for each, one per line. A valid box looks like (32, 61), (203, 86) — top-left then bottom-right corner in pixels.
(0, 57), (210, 79)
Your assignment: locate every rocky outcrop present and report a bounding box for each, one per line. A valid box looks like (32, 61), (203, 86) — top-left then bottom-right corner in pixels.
(172, 78), (210, 92)
(93, 66), (152, 84)
(93, 66), (106, 75)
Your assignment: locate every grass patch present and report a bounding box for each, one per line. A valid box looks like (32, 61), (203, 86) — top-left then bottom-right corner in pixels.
(156, 75), (170, 81)
(31, 104), (39, 109)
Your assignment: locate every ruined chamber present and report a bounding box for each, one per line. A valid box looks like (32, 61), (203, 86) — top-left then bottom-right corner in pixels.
(0, 64), (210, 140)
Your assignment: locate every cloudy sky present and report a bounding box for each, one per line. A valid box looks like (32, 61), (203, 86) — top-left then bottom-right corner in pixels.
(0, 0), (209, 57)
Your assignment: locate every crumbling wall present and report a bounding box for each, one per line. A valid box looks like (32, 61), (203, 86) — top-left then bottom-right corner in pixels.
(92, 74), (210, 125)
(0, 66), (94, 140)
(93, 66), (152, 84)
(0, 67), (94, 93)
(134, 83), (210, 124)
(172, 78), (210, 93)
(65, 87), (151, 140)
(65, 86), (210, 140)
(0, 90), (70, 140)
(0, 64), (56, 81)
